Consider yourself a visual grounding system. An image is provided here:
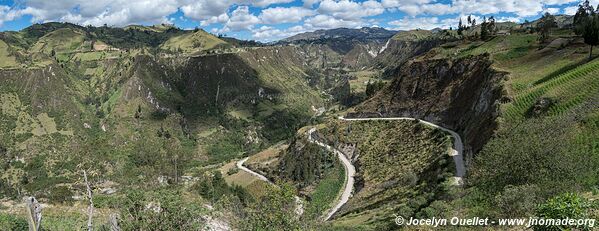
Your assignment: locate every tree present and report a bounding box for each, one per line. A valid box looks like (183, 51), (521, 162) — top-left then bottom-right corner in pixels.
(480, 17), (489, 40)
(582, 14), (599, 60)
(480, 16), (497, 40)
(458, 18), (464, 35)
(536, 12), (557, 43)
(365, 80), (386, 97)
(575, 2), (599, 60)
(488, 16), (497, 35)
(574, 0), (595, 35)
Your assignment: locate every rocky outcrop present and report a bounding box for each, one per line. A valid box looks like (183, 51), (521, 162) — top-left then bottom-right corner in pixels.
(354, 54), (506, 154)
(374, 37), (445, 78)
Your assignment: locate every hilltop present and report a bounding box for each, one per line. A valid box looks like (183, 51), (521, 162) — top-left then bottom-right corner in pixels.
(282, 27), (397, 43)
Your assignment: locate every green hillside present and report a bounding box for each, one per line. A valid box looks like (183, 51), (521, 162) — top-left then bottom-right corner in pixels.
(397, 25), (599, 227)
(0, 16), (597, 231)
(160, 29), (230, 54)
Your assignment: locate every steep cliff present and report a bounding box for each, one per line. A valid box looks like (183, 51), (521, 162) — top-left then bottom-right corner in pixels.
(374, 30), (457, 78)
(354, 54), (505, 154)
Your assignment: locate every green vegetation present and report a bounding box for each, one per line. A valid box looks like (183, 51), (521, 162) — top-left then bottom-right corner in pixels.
(241, 183), (303, 231)
(279, 138), (336, 187)
(0, 213), (28, 231)
(0, 40), (19, 68)
(304, 163), (345, 220)
(391, 30), (433, 42)
(116, 189), (206, 230)
(536, 13), (558, 43)
(194, 171), (253, 205)
(504, 57), (599, 120)
(427, 13), (599, 227)
(574, 0), (599, 60)
(314, 120), (453, 229)
(0, 15), (597, 230)
(534, 193), (595, 231)
(0, 21), (336, 230)
(160, 29), (229, 54)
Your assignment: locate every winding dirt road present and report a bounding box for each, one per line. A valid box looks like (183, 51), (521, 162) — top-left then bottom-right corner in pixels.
(236, 157), (304, 216)
(309, 117), (465, 221)
(307, 128), (356, 221)
(237, 116), (466, 222)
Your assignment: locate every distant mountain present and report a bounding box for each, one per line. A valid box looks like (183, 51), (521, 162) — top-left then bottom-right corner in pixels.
(523, 14), (574, 29)
(281, 27), (398, 43)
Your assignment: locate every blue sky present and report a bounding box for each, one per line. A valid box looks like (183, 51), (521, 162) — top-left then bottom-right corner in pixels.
(0, 0), (584, 41)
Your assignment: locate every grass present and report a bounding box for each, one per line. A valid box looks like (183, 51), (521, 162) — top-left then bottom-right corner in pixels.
(315, 120), (453, 228)
(221, 161), (260, 188)
(30, 28), (86, 54)
(348, 70), (382, 94)
(0, 40), (19, 68)
(205, 131), (246, 164)
(427, 31), (599, 222)
(392, 30), (433, 41)
(160, 29), (228, 54)
(304, 163), (345, 220)
(1, 202), (114, 231)
(503, 57), (599, 120)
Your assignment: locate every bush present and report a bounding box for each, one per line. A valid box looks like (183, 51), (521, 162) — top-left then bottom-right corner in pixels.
(194, 171), (252, 205)
(494, 184), (541, 218)
(242, 183), (300, 231)
(48, 186), (74, 204)
(0, 213), (28, 231)
(150, 109), (169, 120)
(226, 167), (239, 175)
(118, 189), (204, 230)
(534, 193), (592, 231)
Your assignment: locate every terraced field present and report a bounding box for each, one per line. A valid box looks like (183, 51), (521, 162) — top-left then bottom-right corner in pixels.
(504, 58), (599, 120)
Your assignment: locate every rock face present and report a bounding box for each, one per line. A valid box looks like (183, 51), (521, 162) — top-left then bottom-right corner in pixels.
(354, 54), (505, 154)
(280, 27), (399, 69)
(374, 36), (445, 78)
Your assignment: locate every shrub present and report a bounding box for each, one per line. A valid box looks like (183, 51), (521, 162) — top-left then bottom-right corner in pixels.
(0, 213), (28, 231)
(48, 186), (74, 204)
(118, 189), (204, 230)
(534, 193), (592, 231)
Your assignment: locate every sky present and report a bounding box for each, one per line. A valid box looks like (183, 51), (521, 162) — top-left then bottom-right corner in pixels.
(0, 0), (587, 41)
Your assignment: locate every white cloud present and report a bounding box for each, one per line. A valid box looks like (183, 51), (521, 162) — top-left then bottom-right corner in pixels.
(397, 3), (451, 16)
(260, 7), (315, 24)
(0, 6), (24, 27)
(250, 0), (296, 7)
(317, 0), (384, 20)
(181, 0), (234, 22)
(392, 0), (570, 18)
(8, 0), (180, 27)
(541, 0), (578, 5)
(544, 7), (560, 15)
(304, 14), (364, 29)
(251, 24), (311, 41)
(563, 6), (578, 15)
(388, 15), (489, 31)
(496, 16), (522, 23)
(381, 0), (433, 8)
(222, 6), (261, 32)
(388, 17), (443, 30)
(303, 0), (323, 7)
(252, 26), (285, 40)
